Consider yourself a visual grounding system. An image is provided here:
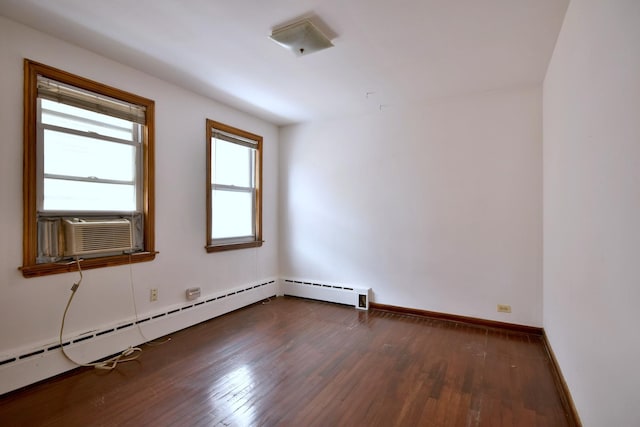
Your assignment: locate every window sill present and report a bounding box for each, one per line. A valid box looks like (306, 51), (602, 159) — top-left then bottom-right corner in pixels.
(206, 241), (263, 253)
(20, 251), (157, 278)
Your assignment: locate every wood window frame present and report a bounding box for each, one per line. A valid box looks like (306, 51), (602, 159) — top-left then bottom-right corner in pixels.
(206, 120), (263, 253)
(20, 59), (156, 278)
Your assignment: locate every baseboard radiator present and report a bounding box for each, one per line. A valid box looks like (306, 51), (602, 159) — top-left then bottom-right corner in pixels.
(282, 278), (370, 310)
(0, 279), (277, 395)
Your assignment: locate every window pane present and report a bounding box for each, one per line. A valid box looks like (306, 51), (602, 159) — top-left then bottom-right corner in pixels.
(211, 139), (253, 187)
(44, 129), (135, 181)
(44, 179), (136, 211)
(41, 99), (135, 141)
(211, 190), (253, 239)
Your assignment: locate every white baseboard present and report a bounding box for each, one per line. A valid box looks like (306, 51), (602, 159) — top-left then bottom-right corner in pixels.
(0, 278), (277, 395)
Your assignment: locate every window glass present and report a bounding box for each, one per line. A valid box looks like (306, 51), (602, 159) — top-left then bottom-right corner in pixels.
(211, 139), (252, 187)
(44, 179), (136, 211)
(43, 130), (136, 182)
(41, 99), (135, 141)
(211, 190), (254, 239)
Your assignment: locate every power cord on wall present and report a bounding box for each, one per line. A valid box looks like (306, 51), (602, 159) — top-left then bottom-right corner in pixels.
(255, 245), (271, 305)
(127, 252), (171, 346)
(59, 258), (142, 370)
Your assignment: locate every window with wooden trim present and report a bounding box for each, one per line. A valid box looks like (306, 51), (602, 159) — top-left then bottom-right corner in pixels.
(206, 120), (262, 252)
(21, 60), (156, 277)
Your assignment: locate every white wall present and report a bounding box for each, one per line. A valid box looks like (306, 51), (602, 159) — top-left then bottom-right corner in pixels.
(0, 16), (278, 372)
(280, 87), (542, 326)
(543, 1), (640, 425)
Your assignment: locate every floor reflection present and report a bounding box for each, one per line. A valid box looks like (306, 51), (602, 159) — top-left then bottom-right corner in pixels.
(209, 364), (256, 426)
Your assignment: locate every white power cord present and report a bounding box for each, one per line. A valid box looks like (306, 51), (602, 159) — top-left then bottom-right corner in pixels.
(59, 258), (142, 370)
(127, 252), (171, 346)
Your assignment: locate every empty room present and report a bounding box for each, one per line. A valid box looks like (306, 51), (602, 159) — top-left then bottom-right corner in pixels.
(0, 1), (638, 426)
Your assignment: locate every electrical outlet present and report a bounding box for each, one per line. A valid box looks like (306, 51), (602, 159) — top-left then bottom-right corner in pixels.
(497, 304), (511, 313)
(150, 288), (158, 302)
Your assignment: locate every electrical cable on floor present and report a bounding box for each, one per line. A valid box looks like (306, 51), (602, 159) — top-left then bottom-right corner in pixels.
(59, 258), (142, 370)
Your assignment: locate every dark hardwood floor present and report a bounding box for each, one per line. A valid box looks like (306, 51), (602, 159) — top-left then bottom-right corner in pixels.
(0, 297), (571, 426)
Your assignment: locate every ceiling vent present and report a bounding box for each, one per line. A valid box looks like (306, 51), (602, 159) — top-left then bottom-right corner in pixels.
(269, 18), (334, 57)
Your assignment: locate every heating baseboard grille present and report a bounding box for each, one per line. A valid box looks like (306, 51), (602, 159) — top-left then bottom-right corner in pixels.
(283, 279), (370, 310)
(0, 280), (275, 369)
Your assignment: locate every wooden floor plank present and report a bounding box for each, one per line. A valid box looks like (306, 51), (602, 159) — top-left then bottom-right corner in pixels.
(0, 297), (572, 426)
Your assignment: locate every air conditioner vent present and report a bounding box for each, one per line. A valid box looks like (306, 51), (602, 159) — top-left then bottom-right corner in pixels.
(63, 219), (132, 256)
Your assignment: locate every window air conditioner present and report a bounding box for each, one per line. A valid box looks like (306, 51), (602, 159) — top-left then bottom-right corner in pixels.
(63, 219), (133, 257)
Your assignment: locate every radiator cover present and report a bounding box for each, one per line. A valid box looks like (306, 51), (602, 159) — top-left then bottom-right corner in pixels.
(282, 279), (370, 310)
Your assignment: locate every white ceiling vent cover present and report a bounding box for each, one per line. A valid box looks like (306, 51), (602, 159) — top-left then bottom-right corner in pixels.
(269, 19), (333, 57)
(63, 219), (132, 256)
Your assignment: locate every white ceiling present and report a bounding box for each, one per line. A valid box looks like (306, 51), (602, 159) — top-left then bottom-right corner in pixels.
(0, 0), (569, 125)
